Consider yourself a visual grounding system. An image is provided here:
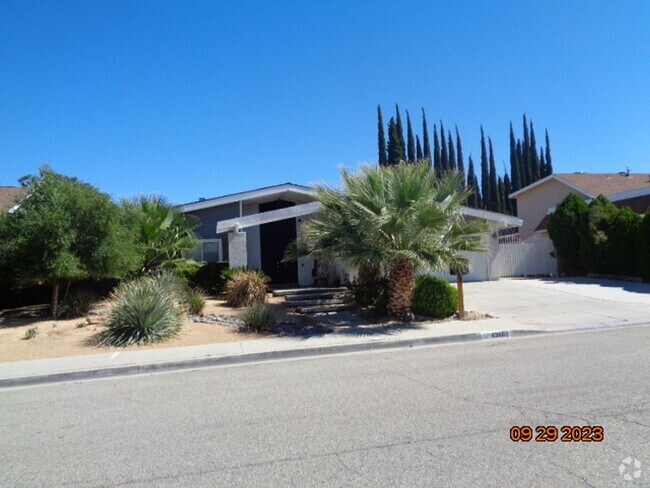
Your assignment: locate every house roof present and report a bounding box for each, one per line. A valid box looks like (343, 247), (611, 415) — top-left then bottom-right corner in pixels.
(509, 173), (650, 199)
(176, 183), (314, 213)
(0, 186), (25, 212)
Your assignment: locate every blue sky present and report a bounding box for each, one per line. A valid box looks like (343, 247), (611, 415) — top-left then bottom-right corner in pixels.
(2, 0), (649, 203)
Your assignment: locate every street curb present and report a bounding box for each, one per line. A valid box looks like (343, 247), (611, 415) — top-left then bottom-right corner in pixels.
(1, 321), (648, 388)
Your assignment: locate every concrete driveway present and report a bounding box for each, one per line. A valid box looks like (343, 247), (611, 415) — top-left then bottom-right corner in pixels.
(463, 277), (650, 330)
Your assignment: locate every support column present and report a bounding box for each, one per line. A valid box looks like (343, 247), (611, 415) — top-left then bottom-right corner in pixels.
(228, 231), (247, 268)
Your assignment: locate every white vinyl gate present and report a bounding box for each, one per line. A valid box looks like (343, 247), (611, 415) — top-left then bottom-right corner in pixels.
(496, 232), (558, 277)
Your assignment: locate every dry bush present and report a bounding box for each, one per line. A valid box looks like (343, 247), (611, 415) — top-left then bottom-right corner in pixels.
(223, 269), (269, 307)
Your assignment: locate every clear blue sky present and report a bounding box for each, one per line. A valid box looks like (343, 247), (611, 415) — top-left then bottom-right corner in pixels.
(2, 0), (649, 203)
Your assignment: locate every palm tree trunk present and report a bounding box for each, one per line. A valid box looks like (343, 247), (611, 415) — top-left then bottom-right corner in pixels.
(456, 271), (465, 318)
(387, 257), (415, 320)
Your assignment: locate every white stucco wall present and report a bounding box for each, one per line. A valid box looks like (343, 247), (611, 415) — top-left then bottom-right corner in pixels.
(296, 215), (315, 286)
(242, 203), (262, 270)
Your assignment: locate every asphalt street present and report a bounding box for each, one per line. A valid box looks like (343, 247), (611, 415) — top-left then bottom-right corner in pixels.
(1, 326), (649, 487)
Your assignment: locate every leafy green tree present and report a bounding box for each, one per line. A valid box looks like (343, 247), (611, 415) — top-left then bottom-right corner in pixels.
(0, 167), (140, 317)
(123, 196), (199, 273)
(422, 109), (431, 160)
(295, 164), (486, 319)
(406, 111), (416, 163)
(548, 193), (590, 274)
(387, 117), (405, 165)
(377, 105), (387, 166)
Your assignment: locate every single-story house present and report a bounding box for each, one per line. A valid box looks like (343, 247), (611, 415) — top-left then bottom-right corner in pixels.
(509, 172), (650, 239)
(177, 183), (522, 286)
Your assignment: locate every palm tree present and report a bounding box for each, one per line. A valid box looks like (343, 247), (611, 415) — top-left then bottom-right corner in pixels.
(124, 196), (199, 273)
(296, 163), (487, 319)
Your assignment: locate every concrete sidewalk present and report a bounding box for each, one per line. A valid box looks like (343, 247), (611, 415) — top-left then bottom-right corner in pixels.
(1, 277), (649, 387)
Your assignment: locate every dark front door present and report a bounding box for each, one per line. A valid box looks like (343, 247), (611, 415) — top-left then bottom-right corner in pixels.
(259, 200), (299, 285)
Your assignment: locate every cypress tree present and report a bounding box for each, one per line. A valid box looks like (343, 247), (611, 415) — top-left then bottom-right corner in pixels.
(529, 121), (540, 181)
(497, 175), (505, 214)
(377, 105), (387, 167)
(522, 115), (531, 187)
(406, 110), (416, 163)
(539, 146), (546, 178)
(509, 122), (521, 190)
(480, 127), (490, 210)
(466, 156), (477, 208)
(440, 122), (449, 172)
(488, 138), (498, 211)
(433, 124), (442, 176)
(395, 104), (406, 157)
(447, 131), (456, 171)
(455, 126), (465, 181)
(387, 117), (405, 165)
(422, 109), (431, 160)
(545, 129), (553, 175)
(416, 135), (423, 161)
(474, 173), (482, 209)
(504, 173), (514, 215)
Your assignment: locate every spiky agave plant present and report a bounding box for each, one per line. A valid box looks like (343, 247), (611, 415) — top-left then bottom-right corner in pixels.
(100, 273), (187, 346)
(295, 163), (487, 320)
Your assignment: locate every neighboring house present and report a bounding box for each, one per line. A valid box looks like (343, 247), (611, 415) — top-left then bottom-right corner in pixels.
(177, 183), (522, 286)
(509, 173), (650, 239)
(0, 186), (25, 213)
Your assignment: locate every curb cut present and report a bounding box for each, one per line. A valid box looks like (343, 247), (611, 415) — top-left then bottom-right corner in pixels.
(2, 321), (648, 388)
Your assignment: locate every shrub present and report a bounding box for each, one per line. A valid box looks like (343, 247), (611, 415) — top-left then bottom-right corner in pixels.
(412, 276), (458, 319)
(184, 286), (207, 315)
(60, 289), (97, 318)
(351, 276), (389, 315)
(163, 259), (202, 281)
(548, 193), (589, 274)
(638, 210), (650, 282)
(223, 269), (269, 307)
(23, 327), (38, 340)
(190, 262), (230, 295)
(242, 303), (275, 332)
(100, 273), (185, 346)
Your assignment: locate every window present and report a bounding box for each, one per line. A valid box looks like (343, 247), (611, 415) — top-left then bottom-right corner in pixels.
(187, 239), (223, 263)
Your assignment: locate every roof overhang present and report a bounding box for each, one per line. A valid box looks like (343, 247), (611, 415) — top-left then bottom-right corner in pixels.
(177, 183), (314, 213)
(508, 174), (594, 199)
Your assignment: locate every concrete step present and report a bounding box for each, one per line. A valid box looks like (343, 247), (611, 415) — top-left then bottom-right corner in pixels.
(272, 287), (347, 297)
(296, 303), (355, 314)
(284, 292), (345, 301)
(285, 298), (347, 307)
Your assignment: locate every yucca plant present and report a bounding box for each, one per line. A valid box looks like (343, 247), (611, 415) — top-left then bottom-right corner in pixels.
(100, 273), (186, 346)
(242, 302), (275, 332)
(294, 163), (487, 319)
(223, 269), (269, 307)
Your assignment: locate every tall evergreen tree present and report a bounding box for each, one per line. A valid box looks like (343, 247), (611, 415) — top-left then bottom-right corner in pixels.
(433, 124), (442, 176)
(545, 129), (553, 176)
(488, 138), (498, 211)
(529, 121), (540, 181)
(377, 105), (387, 167)
(395, 104), (406, 157)
(422, 109), (431, 160)
(466, 156), (477, 208)
(474, 173), (482, 209)
(539, 147), (547, 178)
(522, 114), (531, 187)
(406, 111), (416, 163)
(447, 131), (456, 171)
(386, 117), (405, 165)
(416, 135), (423, 161)
(504, 173), (514, 215)
(509, 122), (521, 190)
(455, 126), (465, 179)
(440, 122), (449, 172)
(497, 175), (505, 214)
(480, 127), (490, 210)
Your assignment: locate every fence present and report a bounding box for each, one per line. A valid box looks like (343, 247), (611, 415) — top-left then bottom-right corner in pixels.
(496, 232), (558, 277)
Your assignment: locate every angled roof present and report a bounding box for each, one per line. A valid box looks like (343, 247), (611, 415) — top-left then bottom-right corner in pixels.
(509, 173), (650, 199)
(176, 182), (314, 213)
(0, 186), (25, 212)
